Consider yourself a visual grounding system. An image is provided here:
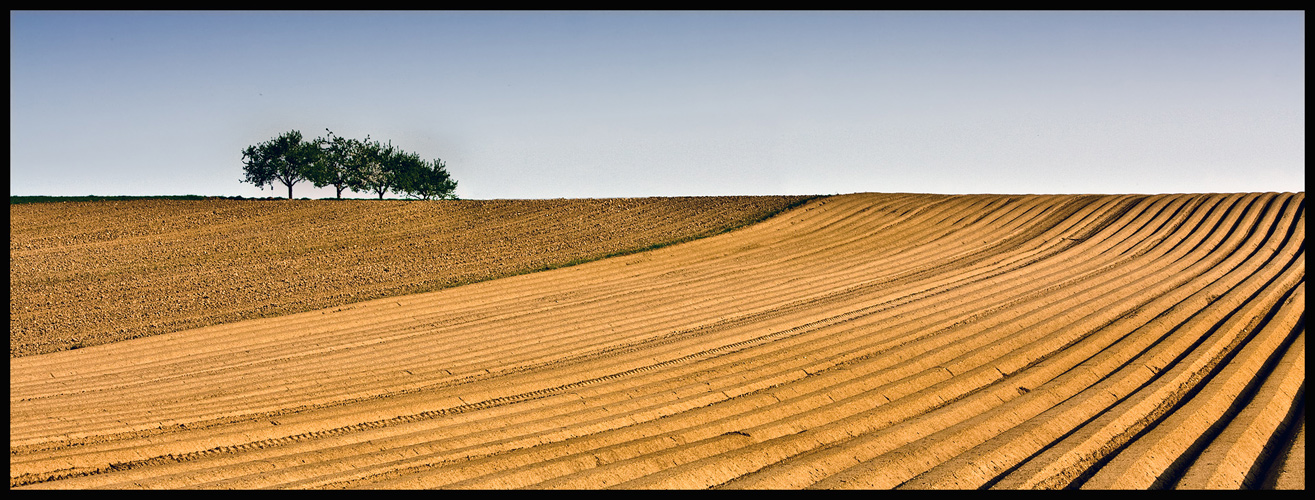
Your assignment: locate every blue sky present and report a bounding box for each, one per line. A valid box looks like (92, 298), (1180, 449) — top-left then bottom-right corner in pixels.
(10, 11), (1305, 199)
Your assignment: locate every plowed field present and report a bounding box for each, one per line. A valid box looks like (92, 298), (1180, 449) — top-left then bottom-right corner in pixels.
(10, 192), (1305, 489)
(9, 196), (812, 357)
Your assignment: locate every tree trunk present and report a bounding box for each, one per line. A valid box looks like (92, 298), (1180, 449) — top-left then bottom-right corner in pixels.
(336, 185), (345, 199)
(287, 183), (293, 199)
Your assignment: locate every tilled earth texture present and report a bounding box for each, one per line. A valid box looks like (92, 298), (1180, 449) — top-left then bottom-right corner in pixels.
(10, 193), (1305, 489)
(10, 196), (813, 357)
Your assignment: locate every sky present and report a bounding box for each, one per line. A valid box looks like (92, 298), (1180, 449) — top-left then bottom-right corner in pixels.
(9, 11), (1305, 199)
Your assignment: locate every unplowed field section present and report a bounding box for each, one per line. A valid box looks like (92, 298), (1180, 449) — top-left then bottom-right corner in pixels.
(11, 193), (1304, 489)
(9, 196), (812, 357)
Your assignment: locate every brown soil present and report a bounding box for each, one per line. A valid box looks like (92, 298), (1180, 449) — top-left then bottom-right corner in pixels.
(9, 196), (813, 357)
(9, 192), (1304, 489)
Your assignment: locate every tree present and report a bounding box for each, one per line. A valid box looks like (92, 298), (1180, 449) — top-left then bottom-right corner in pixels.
(389, 149), (427, 199)
(397, 156), (458, 200)
(346, 138), (401, 200)
(306, 128), (356, 199)
(240, 130), (317, 199)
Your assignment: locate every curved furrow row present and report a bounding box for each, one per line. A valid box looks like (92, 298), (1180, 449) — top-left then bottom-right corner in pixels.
(10, 192), (1303, 489)
(555, 194), (1295, 490)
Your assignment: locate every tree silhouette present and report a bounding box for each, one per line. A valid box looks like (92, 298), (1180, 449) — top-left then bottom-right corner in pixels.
(306, 128), (356, 199)
(347, 139), (401, 199)
(398, 156), (458, 200)
(240, 130), (317, 199)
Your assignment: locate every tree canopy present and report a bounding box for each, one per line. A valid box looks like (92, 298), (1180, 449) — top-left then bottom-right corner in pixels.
(240, 130), (316, 199)
(398, 157), (459, 200)
(346, 138), (396, 200)
(305, 129), (356, 199)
